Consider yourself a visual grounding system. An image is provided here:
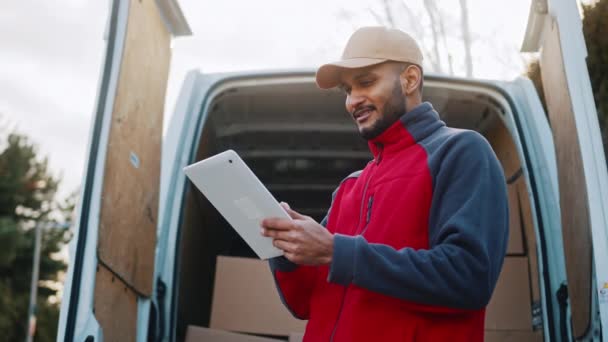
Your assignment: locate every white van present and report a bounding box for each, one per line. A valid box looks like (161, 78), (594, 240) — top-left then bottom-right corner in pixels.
(57, 0), (608, 341)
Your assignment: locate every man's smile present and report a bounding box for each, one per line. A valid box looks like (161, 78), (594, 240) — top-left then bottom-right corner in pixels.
(353, 106), (376, 124)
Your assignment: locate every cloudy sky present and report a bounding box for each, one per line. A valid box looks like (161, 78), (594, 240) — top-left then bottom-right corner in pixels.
(1, 0), (537, 200)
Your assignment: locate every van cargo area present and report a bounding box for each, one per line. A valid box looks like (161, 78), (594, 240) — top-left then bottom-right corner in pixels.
(175, 77), (543, 341)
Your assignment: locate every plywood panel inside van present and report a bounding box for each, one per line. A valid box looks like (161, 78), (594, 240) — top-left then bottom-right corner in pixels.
(506, 184), (524, 255)
(486, 121), (521, 178)
(486, 122), (524, 255)
(97, 0), (171, 296)
(516, 177), (541, 303)
(484, 121), (542, 336)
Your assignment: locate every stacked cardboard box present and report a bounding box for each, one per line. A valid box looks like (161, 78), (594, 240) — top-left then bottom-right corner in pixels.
(186, 255), (306, 341)
(191, 246), (542, 341)
(209, 256), (307, 335)
(484, 257), (542, 341)
(185, 326), (282, 342)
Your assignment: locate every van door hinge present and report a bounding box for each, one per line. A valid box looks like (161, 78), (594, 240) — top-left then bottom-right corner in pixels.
(148, 277), (167, 342)
(531, 301), (543, 330)
(556, 283), (570, 341)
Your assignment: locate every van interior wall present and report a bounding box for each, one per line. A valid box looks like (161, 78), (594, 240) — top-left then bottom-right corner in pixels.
(176, 121), (268, 337)
(175, 81), (543, 341)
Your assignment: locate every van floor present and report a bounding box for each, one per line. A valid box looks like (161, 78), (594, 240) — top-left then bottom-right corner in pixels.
(174, 81), (543, 342)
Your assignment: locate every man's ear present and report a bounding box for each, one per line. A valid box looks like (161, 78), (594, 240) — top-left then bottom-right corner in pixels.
(399, 65), (422, 95)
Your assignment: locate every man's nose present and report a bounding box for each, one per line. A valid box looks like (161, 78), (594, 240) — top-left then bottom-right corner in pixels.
(346, 93), (365, 113)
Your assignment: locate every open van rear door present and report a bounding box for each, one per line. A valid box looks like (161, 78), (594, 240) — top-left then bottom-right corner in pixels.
(58, 1), (190, 341)
(522, 0), (608, 338)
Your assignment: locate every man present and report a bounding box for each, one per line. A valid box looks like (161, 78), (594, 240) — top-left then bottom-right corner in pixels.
(261, 26), (508, 341)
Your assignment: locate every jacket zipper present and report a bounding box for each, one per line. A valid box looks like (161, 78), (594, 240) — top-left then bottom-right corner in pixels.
(330, 145), (382, 341)
(329, 196), (374, 341)
(375, 142), (384, 165)
(329, 287), (347, 342)
(360, 196), (374, 235)
(356, 143), (382, 231)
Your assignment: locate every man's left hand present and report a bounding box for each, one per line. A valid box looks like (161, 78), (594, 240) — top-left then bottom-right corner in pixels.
(261, 202), (334, 266)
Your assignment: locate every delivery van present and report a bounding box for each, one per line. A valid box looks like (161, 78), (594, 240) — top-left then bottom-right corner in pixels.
(57, 0), (608, 341)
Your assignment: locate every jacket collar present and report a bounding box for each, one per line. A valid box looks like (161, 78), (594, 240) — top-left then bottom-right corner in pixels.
(368, 102), (445, 158)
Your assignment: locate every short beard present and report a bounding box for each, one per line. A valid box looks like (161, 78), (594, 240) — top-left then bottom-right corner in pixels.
(360, 79), (407, 140)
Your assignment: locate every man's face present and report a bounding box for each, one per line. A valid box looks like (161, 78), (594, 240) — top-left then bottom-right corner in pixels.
(339, 62), (407, 140)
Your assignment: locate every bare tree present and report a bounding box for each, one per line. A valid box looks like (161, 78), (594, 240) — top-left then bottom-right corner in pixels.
(390, 1), (438, 71)
(459, 0), (474, 77)
(381, 0), (396, 28)
(382, 0), (450, 75)
(422, 0), (444, 73)
(360, 0), (472, 76)
(425, 0), (454, 75)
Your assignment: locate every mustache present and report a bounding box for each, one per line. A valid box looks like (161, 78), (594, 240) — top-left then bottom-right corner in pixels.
(351, 105), (376, 118)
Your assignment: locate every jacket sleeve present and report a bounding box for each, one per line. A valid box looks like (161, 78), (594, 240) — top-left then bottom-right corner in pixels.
(327, 132), (509, 311)
(268, 188), (339, 319)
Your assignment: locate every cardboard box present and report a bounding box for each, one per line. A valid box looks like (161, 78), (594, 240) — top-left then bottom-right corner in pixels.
(185, 326), (283, 342)
(209, 256), (536, 336)
(485, 257), (533, 330)
(484, 331), (543, 342)
(289, 332), (304, 342)
(210, 256), (307, 336)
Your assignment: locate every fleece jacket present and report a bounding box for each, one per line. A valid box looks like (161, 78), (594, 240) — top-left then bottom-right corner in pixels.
(270, 102), (509, 341)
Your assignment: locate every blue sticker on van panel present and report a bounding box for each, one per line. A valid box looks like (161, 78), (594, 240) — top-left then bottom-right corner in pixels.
(130, 151), (140, 169)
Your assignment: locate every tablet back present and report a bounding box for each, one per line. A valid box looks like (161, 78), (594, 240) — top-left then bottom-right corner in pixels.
(183, 150), (287, 259)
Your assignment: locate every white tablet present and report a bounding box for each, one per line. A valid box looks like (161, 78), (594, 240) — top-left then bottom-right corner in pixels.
(183, 149), (289, 259)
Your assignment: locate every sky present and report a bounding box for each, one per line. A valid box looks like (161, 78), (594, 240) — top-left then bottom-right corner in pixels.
(0, 0), (536, 200)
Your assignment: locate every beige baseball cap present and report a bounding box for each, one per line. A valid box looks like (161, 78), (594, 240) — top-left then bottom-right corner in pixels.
(316, 26), (423, 89)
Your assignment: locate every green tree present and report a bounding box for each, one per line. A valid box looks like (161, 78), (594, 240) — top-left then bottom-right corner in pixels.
(0, 132), (73, 342)
(526, 0), (608, 161)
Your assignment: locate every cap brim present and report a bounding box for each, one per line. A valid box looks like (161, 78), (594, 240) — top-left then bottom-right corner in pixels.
(315, 57), (388, 89)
